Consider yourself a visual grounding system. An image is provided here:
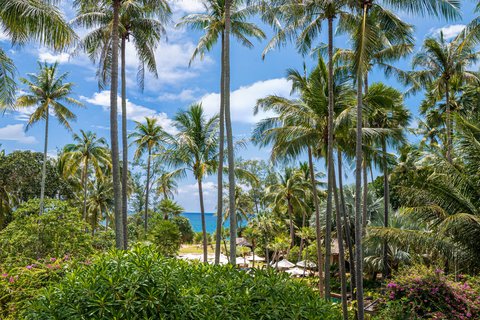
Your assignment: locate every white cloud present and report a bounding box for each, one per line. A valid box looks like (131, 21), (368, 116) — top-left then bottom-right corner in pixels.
(171, 0), (204, 14)
(200, 78), (292, 123)
(81, 90), (178, 134)
(433, 24), (466, 40)
(0, 30), (9, 42)
(157, 88), (200, 102)
(0, 124), (37, 144)
(38, 50), (70, 63)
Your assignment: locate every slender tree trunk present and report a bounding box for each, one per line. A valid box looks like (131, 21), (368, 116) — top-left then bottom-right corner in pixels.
(338, 150), (355, 296)
(445, 81), (452, 163)
(308, 146), (324, 296)
(224, 0), (236, 265)
(144, 148), (152, 233)
(198, 179), (208, 262)
(215, 33), (226, 265)
(298, 211), (306, 262)
(82, 158), (88, 220)
(110, 0), (123, 249)
(362, 161), (368, 232)
(265, 238), (270, 268)
(382, 139), (390, 278)
(39, 106), (49, 215)
(121, 36), (128, 249)
(324, 16), (335, 301)
(287, 199), (295, 248)
(332, 162), (349, 320)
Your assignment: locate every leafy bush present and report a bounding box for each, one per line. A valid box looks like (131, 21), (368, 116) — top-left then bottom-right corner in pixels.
(0, 199), (94, 267)
(24, 246), (341, 319)
(149, 220), (182, 256)
(172, 216), (194, 243)
(375, 266), (480, 319)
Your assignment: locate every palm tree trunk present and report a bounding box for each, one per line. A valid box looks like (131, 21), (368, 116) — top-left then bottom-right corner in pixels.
(287, 199), (295, 248)
(121, 35), (128, 250)
(144, 148), (152, 233)
(110, 0), (124, 249)
(224, 0), (236, 265)
(82, 158), (89, 221)
(39, 105), (49, 216)
(338, 150), (355, 296)
(198, 179), (208, 262)
(298, 211), (306, 262)
(308, 146), (324, 296)
(215, 32), (226, 265)
(324, 16), (335, 301)
(445, 81), (452, 163)
(332, 162), (349, 320)
(362, 161), (368, 232)
(382, 138), (390, 278)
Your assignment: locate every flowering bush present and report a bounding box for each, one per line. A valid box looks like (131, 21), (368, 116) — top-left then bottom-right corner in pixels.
(376, 266), (480, 320)
(0, 255), (77, 319)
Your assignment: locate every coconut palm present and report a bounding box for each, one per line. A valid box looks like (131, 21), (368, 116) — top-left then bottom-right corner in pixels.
(129, 117), (168, 232)
(0, 0), (75, 107)
(177, 0), (265, 264)
(62, 130), (111, 221)
(223, 185), (254, 229)
(86, 178), (114, 236)
(164, 103), (219, 262)
(157, 172), (178, 200)
(73, 0), (171, 249)
(159, 198), (184, 220)
(411, 33), (480, 163)
(15, 62), (82, 215)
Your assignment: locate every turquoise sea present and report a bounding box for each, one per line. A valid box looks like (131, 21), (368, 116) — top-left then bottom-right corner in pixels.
(181, 212), (244, 233)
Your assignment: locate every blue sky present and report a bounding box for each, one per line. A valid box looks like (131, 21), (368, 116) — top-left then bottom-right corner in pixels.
(0, 0), (477, 212)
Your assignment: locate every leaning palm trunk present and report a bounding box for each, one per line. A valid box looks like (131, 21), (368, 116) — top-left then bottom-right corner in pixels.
(308, 146), (324, 296)
(39, 106), (49, 215)
(121, 36), (128, 249)
(287, 200), (295, 249)
(382, 139), (390, 278)
(82, 159), (88, 220)
(144, 148), (152, 233)
(110, 0), (124, 249)
(214, 34), (225, 264)
(333, 162), (348, 320)
(298, 211), (306, 262)
(198, 179), (208, 262)
(362, 162), (368, 232)
(338, 150), (355, 295)
(445, 82), (452, 163)
(224, 0), (236, 264)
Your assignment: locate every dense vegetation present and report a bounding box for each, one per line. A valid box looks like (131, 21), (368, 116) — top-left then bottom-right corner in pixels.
(1, 0), (480, 319)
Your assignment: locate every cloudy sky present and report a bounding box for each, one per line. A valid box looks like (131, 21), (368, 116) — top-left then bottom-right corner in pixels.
(0, 1), (477, 212)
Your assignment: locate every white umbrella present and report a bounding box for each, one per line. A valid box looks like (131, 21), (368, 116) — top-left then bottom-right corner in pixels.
(236, 257), (248, 265)
(246, 255), (265, 262)
(271, 259), (295, 269)
(285, 267), (306, 276)
(296, 260), (317, 269)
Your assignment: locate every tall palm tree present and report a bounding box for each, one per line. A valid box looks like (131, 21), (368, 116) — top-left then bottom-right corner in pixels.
(157, 172), (178, 200)
(223, 185), (254, 229)
(73, 0), (171, 250)
(0, 0), (75, 107)
(129, 117), (168, 232)
(346, 2), (459, 317)
(165, 104), (219, 262)
(62, 130), (111, 221)
(86, 178), (114, 236)
(177, 0), (265, 264)
(411, 33), (479, 163)
(16, 62), (82, 215)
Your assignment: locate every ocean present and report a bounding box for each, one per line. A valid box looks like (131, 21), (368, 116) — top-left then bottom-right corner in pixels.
(181, 212), (243, 234)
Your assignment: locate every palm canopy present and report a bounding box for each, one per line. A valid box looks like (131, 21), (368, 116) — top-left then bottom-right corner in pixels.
(253, 57), (355, 161)
(165, 103), (219, 181)
(176, 0), (265, 63)
(129, 117), (169, 159)
(72, 0), (170, 89)
(16, 62), (83, 130)
(0, 0), (76, 107)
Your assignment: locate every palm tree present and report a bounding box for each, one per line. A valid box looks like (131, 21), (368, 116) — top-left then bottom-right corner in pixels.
(129, 117), (168, 232)
(0, 0), (75, 107)
(73, 0), (171, 248)
(16, 62), (82, 215)
(165, 104), (219, 262)
(411, 33), (480, 163)
(157, 172), (178, 200)
(86, 178), (114, 236)
(177, 0), (265, 264)
(223, 185), (254, 229)
(159, 198), (184, 220)
(62, 130), (111, 221)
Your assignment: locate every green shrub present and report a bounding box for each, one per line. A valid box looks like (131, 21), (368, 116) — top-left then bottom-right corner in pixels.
(193, 231), (203, 244)
(287, 246), (300, 262)
(172, 216), (194, 243)
(149, 220), (182, 256)
(24, 246), (342, 319)
(0, 199), (94, 268)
